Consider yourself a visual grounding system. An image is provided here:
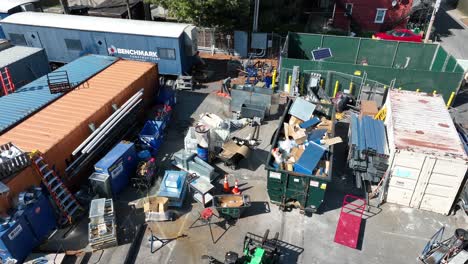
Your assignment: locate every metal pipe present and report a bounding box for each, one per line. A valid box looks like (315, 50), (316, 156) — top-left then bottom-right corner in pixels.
(81, 94), (143, 154)
(85, 99), (142, 154)
(72, 90), (143, 155)
(82, 96), (142, 154)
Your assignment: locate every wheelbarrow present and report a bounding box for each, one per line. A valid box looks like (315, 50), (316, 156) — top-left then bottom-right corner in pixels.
(213, 194), (251, 220)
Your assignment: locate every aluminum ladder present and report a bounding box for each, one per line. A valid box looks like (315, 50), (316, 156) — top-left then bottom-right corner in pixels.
(31, 151), (83, 225)
(0, 67), (15, 96)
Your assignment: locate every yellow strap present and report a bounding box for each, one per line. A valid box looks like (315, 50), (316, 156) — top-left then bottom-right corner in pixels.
(374, 106), (387, 121)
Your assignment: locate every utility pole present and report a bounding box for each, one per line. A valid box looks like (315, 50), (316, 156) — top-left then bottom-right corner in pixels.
(252, 0), (260, 32)
(424, 0), (441, 43)
(126, 0), (132, 19)
(59, 0), (70, 14)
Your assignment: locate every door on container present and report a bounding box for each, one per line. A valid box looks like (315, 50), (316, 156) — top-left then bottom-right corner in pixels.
(93, 36), (109, 55)
(24, 31), (42, 48)
(414, 159), (467, 215)
(386, 152), (426, 206)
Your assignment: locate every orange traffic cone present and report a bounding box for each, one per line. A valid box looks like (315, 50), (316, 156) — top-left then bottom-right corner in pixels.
(232, 179), (241, 195)
(223, 175), (231, 193)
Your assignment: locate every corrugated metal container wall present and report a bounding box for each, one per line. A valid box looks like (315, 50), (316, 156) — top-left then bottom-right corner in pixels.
(0, 46), (50, 91)
(384, 90), (468, 215)
(0, 55), (118, 134)
(0, 60), (158, 213)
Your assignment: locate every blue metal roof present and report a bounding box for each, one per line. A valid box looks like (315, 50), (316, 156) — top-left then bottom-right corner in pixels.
(0, 55), (118, 134)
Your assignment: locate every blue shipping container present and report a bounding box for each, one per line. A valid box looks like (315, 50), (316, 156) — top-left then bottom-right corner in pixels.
(0, 217), (38, 263)
(0, 54), (117, 134)
(94, 141), (137, 196)
(1, 12), (197, 75)
(0, 45), (50, 91)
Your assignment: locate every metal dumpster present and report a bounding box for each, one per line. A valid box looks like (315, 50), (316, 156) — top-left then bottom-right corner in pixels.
(265, 99), (335, 214)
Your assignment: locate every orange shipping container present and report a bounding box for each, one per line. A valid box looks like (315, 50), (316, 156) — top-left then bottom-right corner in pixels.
(0, 59), (159, 213)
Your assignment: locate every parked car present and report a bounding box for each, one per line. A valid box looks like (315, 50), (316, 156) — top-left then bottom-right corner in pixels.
(372, 29), (423, 42)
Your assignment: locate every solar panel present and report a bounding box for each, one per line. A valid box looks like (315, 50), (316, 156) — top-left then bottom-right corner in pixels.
(311, 48), (332, 60)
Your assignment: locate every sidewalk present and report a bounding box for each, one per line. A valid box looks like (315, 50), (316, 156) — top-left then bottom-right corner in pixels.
(434, 2), (468, 59)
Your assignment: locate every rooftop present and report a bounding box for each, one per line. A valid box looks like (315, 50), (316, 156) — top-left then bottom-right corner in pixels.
(0, 0), (39, 13)
(387, 89), (467, 160)
(0, 45), (43, 68)
(0, 55), (118, 134)
(1, 12), (191, 38)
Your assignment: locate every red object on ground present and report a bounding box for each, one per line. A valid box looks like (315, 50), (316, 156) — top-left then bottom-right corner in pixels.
(223, 175), (231, 193)
(334, 194), (367, 249)
(201, 208), (214, 220)
(373, 29), (422, 43)
(232, 179), (241, 195)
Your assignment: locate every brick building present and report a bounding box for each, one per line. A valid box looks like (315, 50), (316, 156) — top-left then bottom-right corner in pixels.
(333, 0), (414, 32)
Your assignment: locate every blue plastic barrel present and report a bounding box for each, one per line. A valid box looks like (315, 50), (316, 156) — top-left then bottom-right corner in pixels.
(197, 145), (209, 162)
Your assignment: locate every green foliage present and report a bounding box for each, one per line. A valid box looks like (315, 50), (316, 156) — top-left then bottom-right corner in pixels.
(145, 0), (250, 31)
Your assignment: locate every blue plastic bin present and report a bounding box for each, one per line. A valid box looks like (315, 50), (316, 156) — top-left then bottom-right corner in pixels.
(139, 120), (164, 153)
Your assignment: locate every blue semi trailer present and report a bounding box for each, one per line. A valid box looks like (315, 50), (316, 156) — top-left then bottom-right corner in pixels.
(0, 0), (42, 38)
(0, 12), (198, 75)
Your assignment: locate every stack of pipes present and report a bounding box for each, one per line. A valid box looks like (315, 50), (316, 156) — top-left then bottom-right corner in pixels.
(67, 90), (144, 176)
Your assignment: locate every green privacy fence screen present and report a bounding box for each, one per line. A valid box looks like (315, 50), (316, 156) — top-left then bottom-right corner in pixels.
(280, 33), (464, 101)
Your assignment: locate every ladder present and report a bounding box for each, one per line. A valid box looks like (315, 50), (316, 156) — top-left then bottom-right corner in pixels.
(0, 67), (15, 96)
(30, 151), (83, 225)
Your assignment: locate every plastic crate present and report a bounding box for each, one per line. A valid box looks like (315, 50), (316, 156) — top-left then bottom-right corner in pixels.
(0, 142), (30, 180)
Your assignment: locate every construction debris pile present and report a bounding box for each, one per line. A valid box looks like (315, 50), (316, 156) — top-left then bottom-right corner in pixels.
(348, 114), (389, 187)
(0, 142), (30, 180)
(270, 98), (339, 176)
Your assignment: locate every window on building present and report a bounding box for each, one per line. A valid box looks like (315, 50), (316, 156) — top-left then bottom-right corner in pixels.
(158, 48), (176, 60)
(375, 9), (387, 24)
(345, 3), (353, 16)
(8, 33), (27, 45)
(64, 39), (83, 51)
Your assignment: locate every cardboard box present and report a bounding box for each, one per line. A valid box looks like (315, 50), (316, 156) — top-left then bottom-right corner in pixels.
(316, 117), (333, 133)
(360, 100), (378, 117)
(289, 147), (305, 162)
(291, 127), (307, 144)
(289, 116), (303, 127)
(143, 196), (169, 213)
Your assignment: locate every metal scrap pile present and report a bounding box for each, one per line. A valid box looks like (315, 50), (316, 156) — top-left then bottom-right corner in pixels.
(348, 114), (389, 188)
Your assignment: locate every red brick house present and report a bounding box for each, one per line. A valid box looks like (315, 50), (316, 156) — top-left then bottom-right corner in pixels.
(333, 0), (414, 32)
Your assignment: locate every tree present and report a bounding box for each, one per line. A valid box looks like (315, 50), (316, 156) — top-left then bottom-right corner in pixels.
(145, 0), (250, 31)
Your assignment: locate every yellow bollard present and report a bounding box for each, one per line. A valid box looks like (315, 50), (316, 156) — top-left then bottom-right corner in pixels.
(320, 79), (324, 88)
(271, 69), (277, 89)
(333, 81), (339, 97)
(349, 82), (354, 95)
(446, 92), (455, 108)
(383, 85), (387, 90)
(287, 75), (292, 93)
(433, 90), (437, 95)
(416, 88), (420, 93)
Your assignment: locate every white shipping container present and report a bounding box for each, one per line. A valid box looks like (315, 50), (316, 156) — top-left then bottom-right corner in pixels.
(385, 90), (467, 215)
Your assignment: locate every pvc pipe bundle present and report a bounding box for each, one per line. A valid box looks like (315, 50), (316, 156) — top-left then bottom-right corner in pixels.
(73, 89), (143, 156)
